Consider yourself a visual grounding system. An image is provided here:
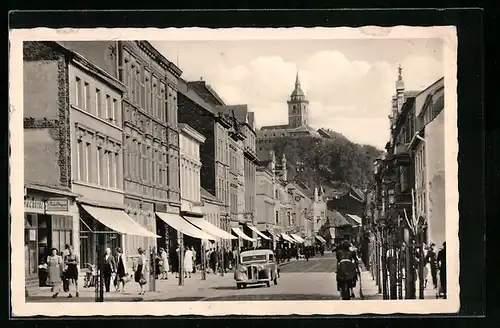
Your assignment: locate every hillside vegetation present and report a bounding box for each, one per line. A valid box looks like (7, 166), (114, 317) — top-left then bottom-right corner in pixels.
(268, 135), (383, 191)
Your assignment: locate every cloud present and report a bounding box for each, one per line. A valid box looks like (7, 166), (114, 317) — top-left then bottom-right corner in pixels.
(154, 44), (443, 149)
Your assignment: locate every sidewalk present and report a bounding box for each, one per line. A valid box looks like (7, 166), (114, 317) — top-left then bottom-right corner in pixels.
(26, 270), (235, 301)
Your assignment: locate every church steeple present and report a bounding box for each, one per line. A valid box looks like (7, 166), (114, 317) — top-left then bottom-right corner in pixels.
(287, 71), (309, 128)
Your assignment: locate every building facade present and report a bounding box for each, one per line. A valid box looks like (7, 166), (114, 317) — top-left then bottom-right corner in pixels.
(177, 79), (233, 240)
(23, 41), (129, 287)
(411, 78), (445, 247)
(117, 41), (183, 258)
(286, 182), (314, 243)
(58, 40), (183, 261)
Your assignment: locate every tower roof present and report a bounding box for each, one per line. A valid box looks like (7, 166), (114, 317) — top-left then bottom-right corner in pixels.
(290, 72), (306, 98)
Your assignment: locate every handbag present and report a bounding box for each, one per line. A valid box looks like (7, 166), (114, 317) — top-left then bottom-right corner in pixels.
(139, 276), (147, 285)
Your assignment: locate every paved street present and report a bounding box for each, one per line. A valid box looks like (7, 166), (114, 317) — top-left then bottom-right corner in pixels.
(27, 251), (383, 302)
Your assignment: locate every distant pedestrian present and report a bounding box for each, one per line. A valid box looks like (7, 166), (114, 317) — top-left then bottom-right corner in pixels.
(191, 246), (197, 273)
(114, 248), (128, 292)
(103, 247), (116, 293)
(64, 245), (80, 298)
(134, 247), (147, 295)
(159, 248), (169, 280)
(61, 245), (70, 292)
(46, 248), (64, 298)
(184, 247), (194, 278)
(437, 242), (447, 297)
(425, 243), (438, 289)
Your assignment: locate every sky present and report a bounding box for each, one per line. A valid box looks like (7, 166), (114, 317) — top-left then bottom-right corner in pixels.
(151, 38), (443, 149)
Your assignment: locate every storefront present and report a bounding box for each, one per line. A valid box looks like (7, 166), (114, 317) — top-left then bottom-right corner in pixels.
(230, 222), (256, 251)
(246, 223), (271, 248)
(24, 185), (78, 288)
(78, 202), (159, 270)
(155, 205), (214, 276)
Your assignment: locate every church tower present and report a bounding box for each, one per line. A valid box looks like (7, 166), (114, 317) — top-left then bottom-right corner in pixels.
(287, 72), (309, 128)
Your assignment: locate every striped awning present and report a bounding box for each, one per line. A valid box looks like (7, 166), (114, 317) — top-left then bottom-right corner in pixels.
(290, 233), (305, 243)
(315, 235), (327, 243)
(280, 233), (296, 243)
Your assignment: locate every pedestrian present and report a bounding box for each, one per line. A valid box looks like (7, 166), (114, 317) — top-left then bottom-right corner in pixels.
(191, 246), (197, 273)
(425, 243), (438, 289)
(61, 245), (70, 292)
(159, 247), (169, 280)
(184, 247), (194, 278)
(114, 247), (127, 292)
(46, 247), (64, 298)
(64, 245), (80, 298)
(437, 242), (447, 297)
(134, 247), (147, 295)
(102, 247), (116, 293)
(210, 248), (217, 273)
(172, 247), (179, 278)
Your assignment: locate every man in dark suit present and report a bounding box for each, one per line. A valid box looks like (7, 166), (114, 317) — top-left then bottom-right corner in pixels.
(103, 247), (116, 292)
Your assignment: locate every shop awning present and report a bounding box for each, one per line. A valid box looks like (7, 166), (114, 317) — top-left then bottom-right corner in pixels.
(266, 230), (278, 240)
(290, 233), (305, 243)
(231, 227), (257, 242)
(184, 216), (237, 240)
(247, 225), (271, 240)
(81, 204), (159, 238)
(346, 214), (363, 226)
(315, 235), (327, 243)
(156, 212), (215, 240)
(280, 233), (296, 243)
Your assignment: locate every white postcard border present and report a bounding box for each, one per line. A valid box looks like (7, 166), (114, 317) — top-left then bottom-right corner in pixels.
(9, 26), (459, 316)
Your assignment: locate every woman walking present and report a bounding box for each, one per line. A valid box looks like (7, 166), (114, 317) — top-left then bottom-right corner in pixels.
(64, 245), (80, 298)
(114, 248), (127, 292)
(46, 248), (64, 298)
(134, 247), (147, 295)
(159, 248), (169, 280)
(184, 247), (194, 278)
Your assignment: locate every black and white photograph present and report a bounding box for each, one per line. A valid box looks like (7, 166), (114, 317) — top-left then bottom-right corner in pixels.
(10, 26), (459, 316)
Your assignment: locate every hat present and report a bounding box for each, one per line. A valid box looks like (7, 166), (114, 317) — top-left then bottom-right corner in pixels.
(138, 247), (144, 254)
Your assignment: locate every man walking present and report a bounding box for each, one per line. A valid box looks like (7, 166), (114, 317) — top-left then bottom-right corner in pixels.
(425, 243), (438, 289)
(103, 247), (116, 292)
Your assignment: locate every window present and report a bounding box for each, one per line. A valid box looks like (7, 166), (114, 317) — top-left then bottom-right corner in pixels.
(75, 77), (82, 107)
(130, 63), (136, 102)
(111, 152), (117, 188)
(96, 145), (102, 185)
(105, 95), (111, 122)
(113, 98), (119, 126)
(51, 216), (73, 256)
(96, 88), (102, 118)
(83, 82), (90, 111)
(84, 141), (90, 182)
(140, 67), (146, 109)
(155, 80), (161, 120)
(76, 139), (83, 181)
(136, 66), (141, 106)
(152, 76), (158, 117)
(160, 82), (166, 122)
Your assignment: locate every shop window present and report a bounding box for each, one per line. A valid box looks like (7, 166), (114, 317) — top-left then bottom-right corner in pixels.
(24, 214), (38, 275)
(51, 215), (73, 255)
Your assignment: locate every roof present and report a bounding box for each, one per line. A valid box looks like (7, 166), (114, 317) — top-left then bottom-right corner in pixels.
(260, 124), (289, 131)
(291, 72), (306, 98)
(187, 81), (226, 106)
(350, 187), (365, 202)
(327, 210), (352, 228)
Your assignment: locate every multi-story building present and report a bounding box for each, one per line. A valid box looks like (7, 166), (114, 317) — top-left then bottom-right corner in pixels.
(255, 161), (278, 247)
(286, 182), (314, 244)
(219, 105), (261, 246)
(410, 77), (445, 247)
(117, 41), (183, 258)
(58, 41), (183, 262)
(23, 41), (158, 289)
(177, 79), (233, 245)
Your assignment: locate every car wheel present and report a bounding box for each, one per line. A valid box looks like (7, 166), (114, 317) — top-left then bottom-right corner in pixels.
(236, 283), (242, 290)
(277, 268), (280, 278)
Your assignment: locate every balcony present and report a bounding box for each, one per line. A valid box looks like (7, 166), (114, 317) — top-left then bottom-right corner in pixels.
(392, 143), (412, 166)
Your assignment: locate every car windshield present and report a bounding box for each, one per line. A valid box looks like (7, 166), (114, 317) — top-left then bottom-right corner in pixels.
(241, 254), (267, 263)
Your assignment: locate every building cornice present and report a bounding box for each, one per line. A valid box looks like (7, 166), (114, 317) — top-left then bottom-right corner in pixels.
(179, 123), (207, 144)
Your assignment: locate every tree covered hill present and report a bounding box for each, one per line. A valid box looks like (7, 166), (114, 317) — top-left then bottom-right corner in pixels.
(264, 135), (383, 191)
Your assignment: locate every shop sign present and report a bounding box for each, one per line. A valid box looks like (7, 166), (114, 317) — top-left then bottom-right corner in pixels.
(46, 198), (69, 212)
(24, 199), (45, 213)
